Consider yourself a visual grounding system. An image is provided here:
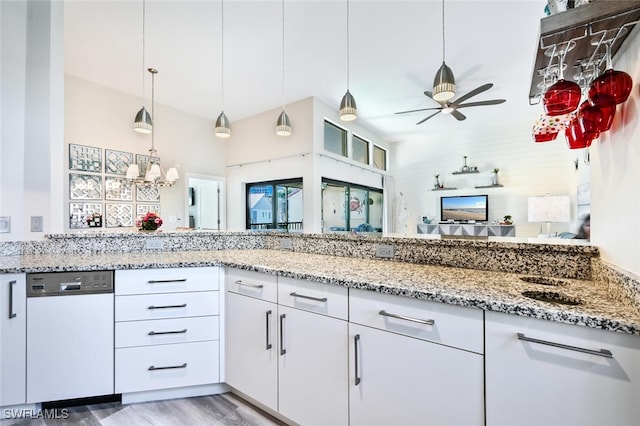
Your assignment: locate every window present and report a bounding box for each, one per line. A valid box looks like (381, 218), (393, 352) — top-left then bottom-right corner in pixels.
(321, 178), (383, 233)
(373, 145), (387, 171)
(247, 179), (303, 231)
(324, 120), (347, 157)
(352, 134), (370, 165)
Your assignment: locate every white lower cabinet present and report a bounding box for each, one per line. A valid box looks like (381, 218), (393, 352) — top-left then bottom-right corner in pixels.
(115, 267), (221, 395)
(485, 310), (640, 426)
(0, 274), (26, 407)
(225, 269), (349, 426)
(349, 289), (485, 426)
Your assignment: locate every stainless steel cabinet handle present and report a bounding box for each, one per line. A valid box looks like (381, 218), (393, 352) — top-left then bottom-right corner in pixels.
(236, 280), (264, 289)
(266, 310), (273, 350)
(354, 334), (361, 386)
(147, 279), (187, 284)
(148, 329), (187, 336)
(148, 303), (188, 310)
(289, 292), (327, 303)
(517, 333), (613, 358)
(148, 363), (187, 371)
(379, 310), (435, 325)
(8, 280), (17, 319)
(280, 313), (286, 355)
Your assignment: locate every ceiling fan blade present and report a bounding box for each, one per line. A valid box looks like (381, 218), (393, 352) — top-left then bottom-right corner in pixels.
(416, 111), (442, 125)
(451, 109), (466, 121)
(395, 106), (443, 115)
(450, 83), (494, 106)
(423, 91), (433, 99)
(455, 99), (506, 109)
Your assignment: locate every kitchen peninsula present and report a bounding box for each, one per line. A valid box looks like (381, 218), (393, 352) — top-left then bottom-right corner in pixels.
(2, 231), (640, 425)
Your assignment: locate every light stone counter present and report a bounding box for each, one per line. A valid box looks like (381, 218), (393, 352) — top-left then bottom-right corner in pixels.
(1, 249), (639, 336)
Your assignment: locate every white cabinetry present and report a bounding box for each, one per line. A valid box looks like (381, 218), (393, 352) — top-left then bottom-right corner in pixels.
(0, 274), (26, 407)
(225, 269), (349, 426)
(349, 288), (485, 426)
(115, 267), (221, 395)
(486, 311), (640, 426)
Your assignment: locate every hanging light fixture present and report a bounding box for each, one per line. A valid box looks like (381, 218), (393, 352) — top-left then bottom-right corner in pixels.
(215, 0), (231, 138)
(276, 0), (292, 136)
(339, 0), (357, 121)
(133, 0), (152, 133)
(127, 68), (179, 187)
(432, 0), (455, 102)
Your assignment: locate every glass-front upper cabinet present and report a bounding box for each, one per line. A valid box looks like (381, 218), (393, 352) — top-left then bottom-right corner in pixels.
(321, 178), (383, 233)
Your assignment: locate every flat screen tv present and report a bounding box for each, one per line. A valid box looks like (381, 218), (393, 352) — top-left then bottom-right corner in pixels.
(440, 195), (488, 222)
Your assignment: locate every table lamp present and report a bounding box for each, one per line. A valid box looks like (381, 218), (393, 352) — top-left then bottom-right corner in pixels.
(527, 195), (570, 238)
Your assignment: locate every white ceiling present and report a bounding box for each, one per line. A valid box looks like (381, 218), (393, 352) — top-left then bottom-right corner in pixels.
(64, 0), (547, 143)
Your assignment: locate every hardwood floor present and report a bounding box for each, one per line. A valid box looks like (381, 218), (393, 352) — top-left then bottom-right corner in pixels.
(1, 393), (287, 426)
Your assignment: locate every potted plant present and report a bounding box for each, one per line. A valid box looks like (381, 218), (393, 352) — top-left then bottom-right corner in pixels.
(434, 174), (441, 189)
(502, 215), (513, 225)
(137, 212), (163, 231)
(492, 168), (500, 186)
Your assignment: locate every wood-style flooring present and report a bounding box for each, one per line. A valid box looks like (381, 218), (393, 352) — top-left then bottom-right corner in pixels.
(1, 393), (287, 426)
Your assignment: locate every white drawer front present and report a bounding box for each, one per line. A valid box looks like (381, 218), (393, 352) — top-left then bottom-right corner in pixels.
(115, 341), (219, 393)
(226, 268), (278, 303)
(349, 288), (484, 354)
(116, 316), (219, 348)
(116, 291), (219, 321)
(115, 267), (219, 295)
(278, 276), (348, 320)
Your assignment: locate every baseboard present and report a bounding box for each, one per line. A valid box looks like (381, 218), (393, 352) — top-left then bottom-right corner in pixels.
(121, 383), (229, 404)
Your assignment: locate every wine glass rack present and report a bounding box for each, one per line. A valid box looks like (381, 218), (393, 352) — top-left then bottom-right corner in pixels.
(529, 1), (640, 105)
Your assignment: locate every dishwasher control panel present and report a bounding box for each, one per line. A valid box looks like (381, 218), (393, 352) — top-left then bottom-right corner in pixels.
(27, 271), (114, 296)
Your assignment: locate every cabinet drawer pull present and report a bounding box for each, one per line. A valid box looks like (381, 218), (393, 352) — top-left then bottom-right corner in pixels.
(147, 303), (187, 310)
(517, 333), (613, 358)
(8, 280), (17, 319)
(379, 310), (435, 325)
(147, 279), (187, 284)
(148, 363), (187, 371)
(266, 310), (273, 350)
(289, 292), (327, 303)
(354, 334), (361, 386)
(280, 313), (286, 355)
(235, 280), (264, 289)
(148, 329), (188, 336)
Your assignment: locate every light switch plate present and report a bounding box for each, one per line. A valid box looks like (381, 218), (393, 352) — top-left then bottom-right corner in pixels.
(0, 216), (10, 233)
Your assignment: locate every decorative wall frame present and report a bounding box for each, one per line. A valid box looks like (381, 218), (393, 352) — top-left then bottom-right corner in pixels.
(105, 177), (133, 201)
(69, 173), (103, 200)
(69, 203), (102, 229)
(136, 184), (161, 202)
(69, 144), (102, 172)
(136, 204), (161, 219)
(105, 149), (134, 175)
(105, 203), (134, 228)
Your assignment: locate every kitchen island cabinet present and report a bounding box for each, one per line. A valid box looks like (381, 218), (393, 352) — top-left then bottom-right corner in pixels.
(0, 274), (26, 407)
(349, 288), (484, 426)
(226, 269), (349, 426)
(486, 310), (640, 426)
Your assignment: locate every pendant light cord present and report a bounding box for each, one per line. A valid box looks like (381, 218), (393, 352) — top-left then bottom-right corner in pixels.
(221, 0), (225, 110)
(441, 0), (445, 62)
(281, 0), (285, 109)
(150, 69), (155, 150)
(346, 0), (350, 91)
(141, 0), (146, 100)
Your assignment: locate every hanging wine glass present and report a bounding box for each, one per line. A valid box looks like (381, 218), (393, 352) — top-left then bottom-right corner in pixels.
(574, 66), (602, 141)
(588, 35), (633, 105)
(565, 114), (593, 149)
(543, 41), (582, 116)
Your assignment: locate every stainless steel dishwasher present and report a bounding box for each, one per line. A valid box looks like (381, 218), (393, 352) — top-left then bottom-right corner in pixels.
(26, 271), (115, 403)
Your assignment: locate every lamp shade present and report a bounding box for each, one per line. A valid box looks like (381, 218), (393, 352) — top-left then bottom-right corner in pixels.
(215, 111), (231, 138)
(276, 110), (292, 136)
(165, 167), (179, 182)
(432, 62), (455, 102)
(133, 106), (153, 133)
(339, 90), (357, 121)
(126, 164), (140, 180)
(527, 195), (570, 223)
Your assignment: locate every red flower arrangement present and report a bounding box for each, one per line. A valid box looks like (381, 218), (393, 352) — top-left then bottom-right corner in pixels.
(137, 212), (163, 231)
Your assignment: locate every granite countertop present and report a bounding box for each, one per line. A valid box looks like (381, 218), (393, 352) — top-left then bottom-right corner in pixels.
(1, 249), (639, 335)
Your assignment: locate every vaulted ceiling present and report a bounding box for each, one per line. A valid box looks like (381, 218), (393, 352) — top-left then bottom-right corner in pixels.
(64, 0), (546, 143)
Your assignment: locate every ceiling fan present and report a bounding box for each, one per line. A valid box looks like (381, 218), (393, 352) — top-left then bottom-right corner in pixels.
(395, 83), (506, 124)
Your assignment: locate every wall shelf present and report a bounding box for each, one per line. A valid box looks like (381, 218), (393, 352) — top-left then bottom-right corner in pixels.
(431, 187), (458, 191)
(529, 1), (640, 104)
(475, 184), (503, 189)
(452, 170), (480, 175)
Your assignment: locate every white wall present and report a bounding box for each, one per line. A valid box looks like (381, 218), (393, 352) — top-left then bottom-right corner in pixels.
(0, 0), (63, 241)
(590, 24), (640, 276)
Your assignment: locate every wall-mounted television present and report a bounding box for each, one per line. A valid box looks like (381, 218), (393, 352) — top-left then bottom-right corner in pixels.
(188, 187), (195, 206)
(440, 195), (488, 222)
